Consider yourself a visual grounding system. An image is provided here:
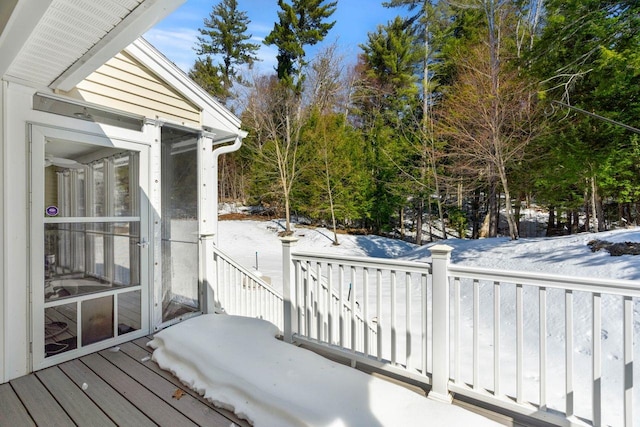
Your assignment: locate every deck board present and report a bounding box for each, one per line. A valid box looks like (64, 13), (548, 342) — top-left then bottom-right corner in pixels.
(123, 339), (250, 427)
(10, 373), (75, 426)
(0, 383), (36, 426)
(98, 346), (233, 427)
(0, 333), (253, 427)
(59, 358), (156, 427)
(81, 352), (199, 427)
(35, 367), (116, 427)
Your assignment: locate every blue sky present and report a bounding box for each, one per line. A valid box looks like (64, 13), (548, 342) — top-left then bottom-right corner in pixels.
(144, 0), (406, 74)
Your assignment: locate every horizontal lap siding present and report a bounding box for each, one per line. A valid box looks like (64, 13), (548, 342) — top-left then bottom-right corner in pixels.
(62, 52), (201, 127)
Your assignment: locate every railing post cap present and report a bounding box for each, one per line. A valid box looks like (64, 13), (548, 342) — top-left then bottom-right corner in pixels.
(430, 244), (454, 256)
(280, 235), (299, 245)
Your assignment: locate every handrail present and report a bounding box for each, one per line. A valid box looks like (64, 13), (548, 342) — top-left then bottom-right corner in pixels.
(448, 264), (640, 296)
(212, 245), (282, 297)
(292, 251), (432, 274)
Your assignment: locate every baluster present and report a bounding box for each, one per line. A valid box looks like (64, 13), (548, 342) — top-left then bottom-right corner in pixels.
(317, 261), (323, 342)
(494, 281), (500, 396)
(363, 267), (369, 357)
(516, 284), (523, 403)
(339, 264), (345, 347)
(351, 266), (357, 352)
(328, 263), (334, 345)
(406, 272), (412, 370)
(624, 296), (633, 425)
(539, 287), (547, 410)
(231, 267), (237, 314)
(565, 290), (574, 417)
(306, 261), (312, 338)
(454, 277), (461, 383)
(226, 261), (231, 313)
(592, 292), (601, 426)
(296, 260), (304, 336)
(377, 269), (383, 361)
(239, 268), (245, 316)
(473, 279), (479, 390)
(391, 270), (397, 365)
(253, 279), (258, 318)
(422, 273), (428, 376)
(237, 268), (243, 315)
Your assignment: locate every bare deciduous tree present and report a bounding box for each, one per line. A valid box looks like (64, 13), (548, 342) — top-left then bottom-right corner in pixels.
(438, 43), (540, 239)
(243, 74), (305, 233)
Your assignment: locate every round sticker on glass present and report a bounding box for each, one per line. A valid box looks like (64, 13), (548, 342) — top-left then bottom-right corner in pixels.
(46, 206), (59, 216)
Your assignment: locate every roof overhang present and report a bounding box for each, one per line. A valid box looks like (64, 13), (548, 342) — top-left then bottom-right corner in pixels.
(0, 0), (185, 90)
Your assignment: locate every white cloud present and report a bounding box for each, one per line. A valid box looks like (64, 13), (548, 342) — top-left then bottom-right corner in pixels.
(144, 27), (200, 73)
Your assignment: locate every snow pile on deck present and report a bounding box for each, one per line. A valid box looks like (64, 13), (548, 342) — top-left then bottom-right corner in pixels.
(148, 314), (499, 426)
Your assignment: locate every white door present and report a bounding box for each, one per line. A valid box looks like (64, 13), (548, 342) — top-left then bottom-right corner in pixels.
(30, 125), (151, 370)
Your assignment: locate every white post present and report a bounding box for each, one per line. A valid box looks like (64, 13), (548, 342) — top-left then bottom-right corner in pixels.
(430, 244), (454, 403)
(201, 235), (218, 314)
(282, 236), (299, 343)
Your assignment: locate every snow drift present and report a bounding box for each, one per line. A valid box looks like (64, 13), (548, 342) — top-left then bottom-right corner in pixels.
(148, 314), (500, 426)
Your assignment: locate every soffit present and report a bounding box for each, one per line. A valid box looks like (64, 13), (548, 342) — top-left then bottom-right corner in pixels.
(0, 0), (184, 89)
(5, 0), (142, 87)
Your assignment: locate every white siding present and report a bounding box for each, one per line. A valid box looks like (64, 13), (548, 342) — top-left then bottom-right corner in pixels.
(62, 52), (201, 127)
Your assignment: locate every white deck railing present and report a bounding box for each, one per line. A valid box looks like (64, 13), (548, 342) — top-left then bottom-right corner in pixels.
(211, 246), (284, 331)
(279, 238), (640, 427)
(294, 256), (378, 354)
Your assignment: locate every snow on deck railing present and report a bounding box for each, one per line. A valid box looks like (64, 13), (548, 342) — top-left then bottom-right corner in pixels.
(281, 238), (640, 427)
(211, 245), (284, 331)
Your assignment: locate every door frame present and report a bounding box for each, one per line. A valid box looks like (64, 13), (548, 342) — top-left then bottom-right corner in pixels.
(30, 124), (152, 370)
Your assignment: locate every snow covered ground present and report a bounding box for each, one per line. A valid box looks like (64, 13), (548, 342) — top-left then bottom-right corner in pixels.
(218, 219), (640, 284)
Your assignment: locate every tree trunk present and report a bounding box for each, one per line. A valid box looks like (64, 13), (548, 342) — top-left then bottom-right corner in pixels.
(415, 199), (423, 245)
(497, 163), (519, 240)
(471, 188), (480, 239)
(427, 203), (434, 242)
(480, 210), (491, 238)
(284, 192), (291, 233)
(584, 186), (590, 231)
(590, 176), (599, 232)
(547, 206), (555, 236)
(514, 198), (522, 237)
(488, 180), (498, 237)
(596, 193), (605, 231)
(324, 150), (339, 245)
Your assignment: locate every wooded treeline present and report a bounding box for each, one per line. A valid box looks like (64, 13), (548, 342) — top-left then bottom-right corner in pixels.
(191, 0), (640, 242)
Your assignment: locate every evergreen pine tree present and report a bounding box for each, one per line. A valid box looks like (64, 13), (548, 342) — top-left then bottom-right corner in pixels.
(264, 0), (337, 93)
(193, 0), (260, 101)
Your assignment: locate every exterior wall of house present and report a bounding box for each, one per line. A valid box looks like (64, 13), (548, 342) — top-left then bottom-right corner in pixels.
(0, 80), (5, 383)
(0, 42), (243, 383)
(60, 52), (201, 128)
(3, 82), (36, 381)
(0, 81), (159, 382)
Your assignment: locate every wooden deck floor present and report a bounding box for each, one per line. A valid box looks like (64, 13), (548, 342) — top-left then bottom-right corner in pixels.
(0, 337), (250, 427)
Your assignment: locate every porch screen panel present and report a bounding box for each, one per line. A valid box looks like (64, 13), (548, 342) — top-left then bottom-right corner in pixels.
(161, 127), (200, 322)
(44, 153), (141, 300)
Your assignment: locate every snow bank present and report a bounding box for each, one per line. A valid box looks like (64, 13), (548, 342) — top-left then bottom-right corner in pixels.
(148, 314), (500, 427)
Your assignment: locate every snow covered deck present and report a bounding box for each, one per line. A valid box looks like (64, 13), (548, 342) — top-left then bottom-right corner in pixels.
(0, 335), (249, 427)
(1, 315), (527, 427)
